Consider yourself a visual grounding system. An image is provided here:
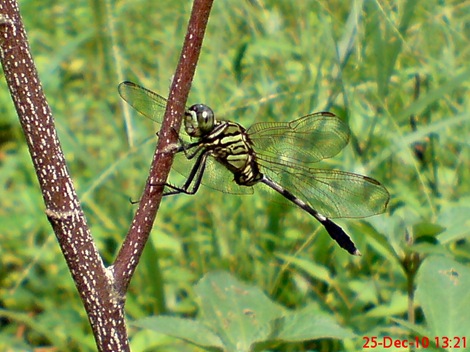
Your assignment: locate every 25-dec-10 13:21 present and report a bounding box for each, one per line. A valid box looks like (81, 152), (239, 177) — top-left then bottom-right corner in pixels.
(363, 336), (467, 349)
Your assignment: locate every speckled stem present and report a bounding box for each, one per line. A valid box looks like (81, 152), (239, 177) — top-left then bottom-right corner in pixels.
(0, 2), (115, 352)
(0, 0), (213, 350)
(113, 0), (214, 292)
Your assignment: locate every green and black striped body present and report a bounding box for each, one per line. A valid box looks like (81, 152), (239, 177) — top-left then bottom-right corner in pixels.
(198, 120), (263, 187)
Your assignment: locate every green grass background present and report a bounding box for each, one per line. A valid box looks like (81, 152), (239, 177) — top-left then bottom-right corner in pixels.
(0, 0), (469, 351)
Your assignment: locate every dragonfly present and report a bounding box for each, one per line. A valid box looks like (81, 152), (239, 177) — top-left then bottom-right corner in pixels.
(118, 81), (390, 255)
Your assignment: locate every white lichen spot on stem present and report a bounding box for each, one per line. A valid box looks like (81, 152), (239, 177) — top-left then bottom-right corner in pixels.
(45, 208), (80, 221)
(0, 13), (14, 26)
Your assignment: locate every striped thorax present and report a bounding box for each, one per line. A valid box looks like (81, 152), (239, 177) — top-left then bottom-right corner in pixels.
(185, 104), (262, 186)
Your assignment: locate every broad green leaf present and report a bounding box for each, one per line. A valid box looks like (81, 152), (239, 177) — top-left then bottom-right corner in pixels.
(195, 271), (285, 351)
(133, 316), (224, 350)
(415, 256), (470, 337)
(437, 205), (470, 244)
(276, 308), (355, 341)
(413, 222), (446, 239)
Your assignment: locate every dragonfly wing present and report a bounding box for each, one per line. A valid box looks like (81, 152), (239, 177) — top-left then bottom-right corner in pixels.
(203, 157), (254, 195)
(118, 81), (168, 123)
(248, 112), (350, 165)
(259, 158), (389, 218)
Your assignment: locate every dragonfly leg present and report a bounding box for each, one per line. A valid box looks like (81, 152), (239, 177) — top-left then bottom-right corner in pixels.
(260, 176), (361, 256)
(178, 141), (204, 160)
(163, 151), (209, 196)
(156, 134), (202, 157)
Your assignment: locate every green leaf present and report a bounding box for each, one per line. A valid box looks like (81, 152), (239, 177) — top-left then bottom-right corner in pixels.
(364, 291), (408, 318)
(133, 316), (224, 350)
(195, 271), (285, 351)
(133, 272), (354, 351)
(437, 204), (470, 244)
(413, 222), (446, 239)
(275, 307), (355, 341)
(275, 254), (333, 284)
(415, 256), (470, 337)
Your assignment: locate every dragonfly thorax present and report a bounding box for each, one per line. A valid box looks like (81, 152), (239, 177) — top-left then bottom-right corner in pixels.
(184, 104), (216, 137)
(200, 120), (263, 187)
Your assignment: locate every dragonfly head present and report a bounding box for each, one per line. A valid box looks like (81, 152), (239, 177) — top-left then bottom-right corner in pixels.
(185, 104), (216, 137)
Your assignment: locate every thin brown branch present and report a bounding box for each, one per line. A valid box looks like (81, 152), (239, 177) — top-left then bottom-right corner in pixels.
(113, 0), (214, 292)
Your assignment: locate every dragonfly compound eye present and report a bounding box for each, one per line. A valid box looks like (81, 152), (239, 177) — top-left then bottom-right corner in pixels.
(186, 104), (215, 137)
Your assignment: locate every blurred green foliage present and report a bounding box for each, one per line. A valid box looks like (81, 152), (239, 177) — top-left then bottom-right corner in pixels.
(0, 0), (469, 351)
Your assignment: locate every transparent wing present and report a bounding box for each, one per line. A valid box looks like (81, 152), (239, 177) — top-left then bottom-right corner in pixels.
(202, 157), (254, 195)
(118, 81), (169, 123)
(258, 156), (390, 218)
(248, 112), (350, 165)
(171, 149), (254, 195)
